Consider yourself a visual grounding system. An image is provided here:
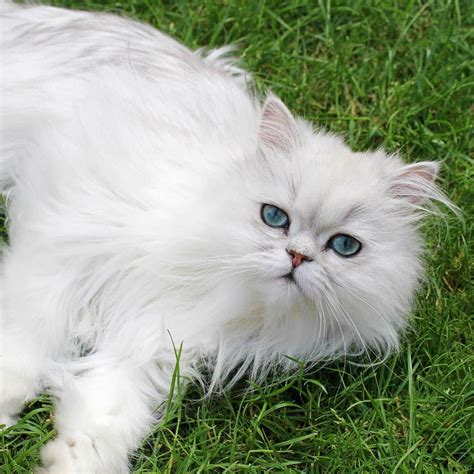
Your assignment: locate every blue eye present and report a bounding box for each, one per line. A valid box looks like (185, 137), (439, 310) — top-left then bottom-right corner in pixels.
(327, 234), (362, 257)
(261, 204), (290, 228)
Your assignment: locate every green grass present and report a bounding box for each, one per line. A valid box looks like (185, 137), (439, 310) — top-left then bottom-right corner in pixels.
(1, 0), (473, 472)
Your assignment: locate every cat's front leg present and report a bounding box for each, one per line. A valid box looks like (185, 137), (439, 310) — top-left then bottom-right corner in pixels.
(38, 359), (171, 473)
(0, 254), (69, 429)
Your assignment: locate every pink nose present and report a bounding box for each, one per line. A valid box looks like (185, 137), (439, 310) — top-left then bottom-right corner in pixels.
(287, 249), (311, 268)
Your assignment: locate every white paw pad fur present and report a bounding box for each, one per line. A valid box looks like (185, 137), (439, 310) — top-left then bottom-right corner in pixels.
(0, 414), (17, 429)
(39, 433), (103, 473)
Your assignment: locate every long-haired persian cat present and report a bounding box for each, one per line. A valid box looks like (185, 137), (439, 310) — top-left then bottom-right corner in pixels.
(0, 1), (453, 472)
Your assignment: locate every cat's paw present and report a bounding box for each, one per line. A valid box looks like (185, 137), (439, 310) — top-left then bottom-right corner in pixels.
(0, 367), (36, 428)
(39, 433), (104, 474)
(0, 413), (18, 429)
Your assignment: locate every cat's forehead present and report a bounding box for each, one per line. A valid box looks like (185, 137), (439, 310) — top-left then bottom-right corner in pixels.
(299, 153), (375, 201)
(283, 141), (385, 230)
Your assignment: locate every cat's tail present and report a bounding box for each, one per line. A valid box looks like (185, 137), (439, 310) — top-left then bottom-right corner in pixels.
(196, 45), (253, 90)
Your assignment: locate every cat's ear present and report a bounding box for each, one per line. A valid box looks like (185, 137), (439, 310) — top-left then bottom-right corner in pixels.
(258, 94), (299, 152)
(389, 161), (439, 205)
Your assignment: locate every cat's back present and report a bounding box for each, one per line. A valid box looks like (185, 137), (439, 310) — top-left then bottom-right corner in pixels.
(0, 1), (257, 192)
(1, 1), (236, 83)
(1, 0), (252, 124)
(0, 1), (258, 249)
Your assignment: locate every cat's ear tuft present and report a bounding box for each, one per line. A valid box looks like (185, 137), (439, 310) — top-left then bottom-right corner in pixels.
(258, 94), (299, 152)
(390, 161), (439, 205)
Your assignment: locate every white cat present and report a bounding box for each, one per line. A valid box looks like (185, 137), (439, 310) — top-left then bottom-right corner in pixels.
(0, 1), (453, 472)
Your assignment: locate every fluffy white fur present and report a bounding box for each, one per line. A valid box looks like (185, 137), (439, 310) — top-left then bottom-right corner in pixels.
(0, 1), (453, 472)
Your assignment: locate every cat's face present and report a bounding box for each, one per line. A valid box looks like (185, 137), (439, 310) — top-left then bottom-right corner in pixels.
(213, 95), (444, 359)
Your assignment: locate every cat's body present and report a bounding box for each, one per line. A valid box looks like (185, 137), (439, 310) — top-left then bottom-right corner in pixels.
(0, 1), (451, 472)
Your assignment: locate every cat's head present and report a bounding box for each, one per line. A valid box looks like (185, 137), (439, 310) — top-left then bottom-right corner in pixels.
(201, 93), (452, 383)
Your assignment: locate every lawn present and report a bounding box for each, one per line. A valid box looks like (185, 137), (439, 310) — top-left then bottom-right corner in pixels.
(1, 0), (472, 472)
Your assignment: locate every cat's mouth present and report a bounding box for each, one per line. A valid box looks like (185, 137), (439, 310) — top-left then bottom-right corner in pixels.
(283, 272), (301, 290)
